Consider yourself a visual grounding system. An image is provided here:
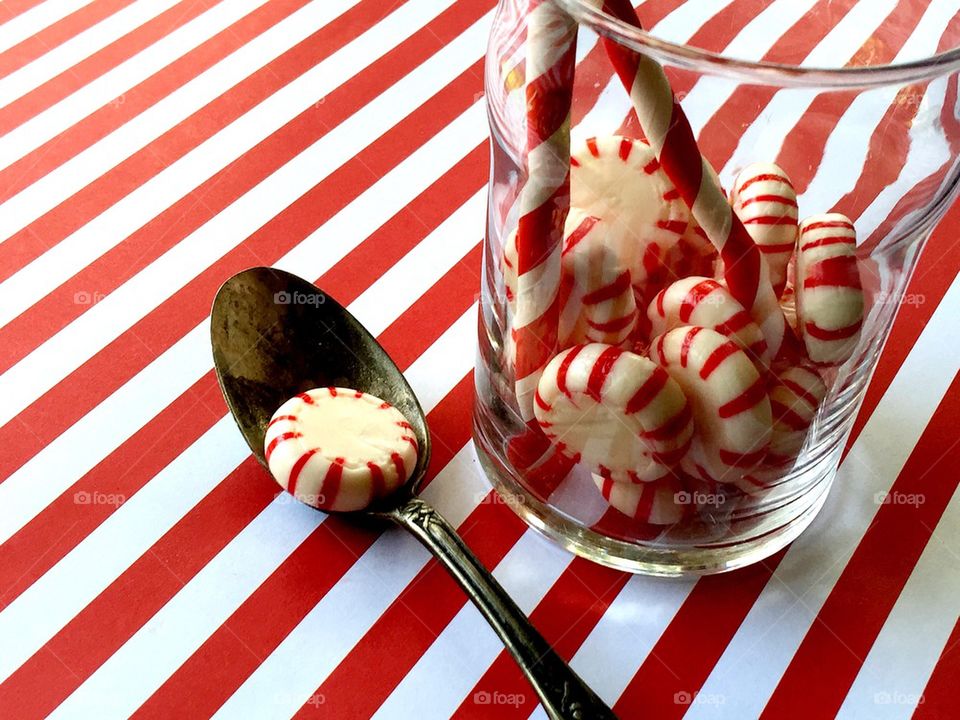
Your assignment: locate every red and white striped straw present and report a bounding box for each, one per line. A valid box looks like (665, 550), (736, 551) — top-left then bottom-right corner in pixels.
(512, 0), (579, 420)
(582, 0), (790, 358)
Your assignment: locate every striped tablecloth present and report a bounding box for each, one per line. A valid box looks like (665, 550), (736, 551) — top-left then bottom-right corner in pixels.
(1, 1), (958, 718)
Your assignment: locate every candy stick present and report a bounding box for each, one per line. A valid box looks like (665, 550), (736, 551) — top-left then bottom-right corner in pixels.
(580, 0), (789, 359)
(512, 0), (579, 420)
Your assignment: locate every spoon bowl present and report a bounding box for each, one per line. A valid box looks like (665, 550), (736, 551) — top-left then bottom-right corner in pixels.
(210, 266), (430, 511)
(211, 267), (617, 720)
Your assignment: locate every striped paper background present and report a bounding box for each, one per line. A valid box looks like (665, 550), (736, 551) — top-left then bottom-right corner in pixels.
(0, 0), (958, 718)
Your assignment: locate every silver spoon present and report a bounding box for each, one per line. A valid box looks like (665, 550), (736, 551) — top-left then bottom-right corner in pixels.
(210, 267), (618, 720)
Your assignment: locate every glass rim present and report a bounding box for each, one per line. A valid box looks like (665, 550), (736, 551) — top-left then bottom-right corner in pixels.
(559, 0), (960, 89)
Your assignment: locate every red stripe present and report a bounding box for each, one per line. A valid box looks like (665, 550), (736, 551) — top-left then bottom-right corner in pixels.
(804, 320), (862, 341)
(802, 255), (861, 290)
(561, 214), (599, 256)
(586, 346), (623, 402)
(320, 457), (345, 503)
(781, 377), (820, 408)
(389, 452), (407, 486)
(641, 401), (691, 442)
(625, 367), (669, 415)
(718, 376), (767, 418)
(743, 215), (798, 226)
(799, 235), (855, 252)
(555, 344), (585, 399)
(266, 414), (298, 428)
(296, 392), (315, 405)
(739, 193), (797, 209)
(700, 340), (740, 380)
(680, 326), (702, 368)
(265, 431), (302, 461)
(585, 136), (599, 157)
(288, 448), (320, 494)
(655, 288), (666, 317)
(770, 399), (809, 431)
(714, 309), (753, 335)
(655, 219), (687, 235)
(801, 220), (856, 233)
(618, 135), (633, 160)
(367, 461), (386, 499)
(756, 240), (797, 254)
(679, 279), (721, 322)
(718, 447), (768, 468)
(581, 269), (631, 305)
(654, 333), (668, 366)
(763, 375), (960, 717)
(737, 173), (793, 195)
(586, 313), (635, 333)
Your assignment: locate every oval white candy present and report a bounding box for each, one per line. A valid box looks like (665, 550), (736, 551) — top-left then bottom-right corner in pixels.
(647, 276), (769, 367)
(264, 388), (418, 512)
(730, 162), (799, 297)
(648, 326), (772, 482)
(592, 472), (686, 525)
(796, 213), (864, 365)
(561, 209), (638, 347)
(534, 343), (693, 483)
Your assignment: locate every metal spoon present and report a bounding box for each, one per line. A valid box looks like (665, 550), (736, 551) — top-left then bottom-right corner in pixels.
(210, 267), (617, 720)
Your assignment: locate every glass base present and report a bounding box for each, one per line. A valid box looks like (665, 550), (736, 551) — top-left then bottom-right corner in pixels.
(473, 404), (835, 577)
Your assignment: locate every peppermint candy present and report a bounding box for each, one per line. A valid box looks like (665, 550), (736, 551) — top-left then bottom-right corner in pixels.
(592, 472), (686, 525)
(265, 388), (418, 512)
(648, 327), (772, 482)
(796, 214), (864, 365)
(534, 343), (693, 483)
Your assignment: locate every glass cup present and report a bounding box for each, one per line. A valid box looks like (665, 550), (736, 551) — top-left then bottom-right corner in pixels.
(474, 0), (960, 575)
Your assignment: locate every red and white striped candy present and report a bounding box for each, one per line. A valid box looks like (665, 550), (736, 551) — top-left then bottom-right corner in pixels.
(796, 213), (864, 365)
(561, 208), (638, 347)
(730, 162), (799, 297)
(647, 276), (769, 367)
(511, 0), (578, 421)
(592, 472), (686, 525)
(534, 343), (693, 483)
(583, 0), (788, 359)
(648, 327), (772, 482)
(766, 362), (826, 466)
(570, 135), (690, 285)
(264, 388), (418, 512)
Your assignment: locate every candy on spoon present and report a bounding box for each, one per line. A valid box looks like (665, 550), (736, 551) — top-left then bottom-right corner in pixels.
(264, 387), (418, 512)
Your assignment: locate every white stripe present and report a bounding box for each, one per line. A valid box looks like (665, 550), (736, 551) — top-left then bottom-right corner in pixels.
(683, 0), (819, 135)
(685, 272), (960, 720)
(212, 441), (485, 720)
(0, 0), (274, 172)
(801, 0), (960, 216)
(373, 532), (571, 719)
(0, 246), (477, 690)
(527, 575), (696, 718)
(0, 101), (485, 547)
(718, 0), (901, 186)
(835, 483), (960, 720)
(0, 12), (491, 428)
(0, 0), (93, 55)
(0, 0), (180, 105)
(49, 307), (477, 718)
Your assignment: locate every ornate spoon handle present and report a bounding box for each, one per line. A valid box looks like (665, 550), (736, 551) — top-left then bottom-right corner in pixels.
(389, 496), (618, 720)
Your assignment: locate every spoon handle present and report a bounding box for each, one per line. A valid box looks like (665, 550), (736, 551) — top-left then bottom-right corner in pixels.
(390, 496), (618, 720)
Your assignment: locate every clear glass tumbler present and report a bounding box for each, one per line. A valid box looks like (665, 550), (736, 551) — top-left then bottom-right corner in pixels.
(473, 0), (960, 575)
